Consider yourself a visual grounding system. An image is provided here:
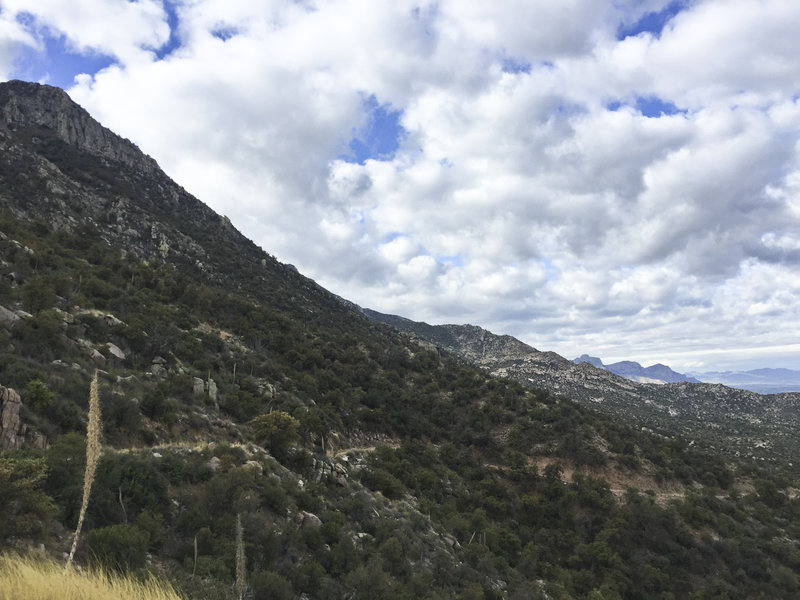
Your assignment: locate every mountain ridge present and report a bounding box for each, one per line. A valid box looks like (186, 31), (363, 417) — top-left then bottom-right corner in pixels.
(3, 79), (800, 599)
(361, 309), (800, 468)
(573, 354), (701, 384)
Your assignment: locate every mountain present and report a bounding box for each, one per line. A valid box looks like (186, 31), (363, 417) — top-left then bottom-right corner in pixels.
(364, 311), (800, 469)
(574, 355), (701, 384)
(3, 80), (800, 599)
(691, 368), (800, 394)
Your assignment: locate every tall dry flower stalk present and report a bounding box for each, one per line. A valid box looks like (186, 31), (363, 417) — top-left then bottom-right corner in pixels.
(234, 514), (245, 600)
(67, 370), (101, 567)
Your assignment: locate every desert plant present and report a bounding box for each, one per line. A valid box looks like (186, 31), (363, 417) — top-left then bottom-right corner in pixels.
(249, 411), (299, 460)
(86, 523), (149, 570)
(235, 513), (245, 600)
(0, 457), (56, 542)
(67, 370), (101, 566)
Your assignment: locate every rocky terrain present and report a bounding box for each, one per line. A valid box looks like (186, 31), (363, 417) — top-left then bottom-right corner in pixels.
(363, 310), (800, 470)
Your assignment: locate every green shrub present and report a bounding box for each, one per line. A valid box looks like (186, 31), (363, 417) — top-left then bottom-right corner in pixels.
(0, 456), (57, 541)
(87, 523), (149, 569)
(249, 411), (299, 460)
(251, 570), (293, 600)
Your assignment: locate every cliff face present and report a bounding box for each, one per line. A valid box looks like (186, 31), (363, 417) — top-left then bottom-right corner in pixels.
(0, 80), (158, 174)
(0, 80), (340, 315)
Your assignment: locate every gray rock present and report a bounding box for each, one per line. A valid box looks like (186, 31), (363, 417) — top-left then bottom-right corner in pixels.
(0, 304), (21, 327)
(299, 511), (322, 528)
(0, 385), (24, 450)
(192, 377), (205, 396)
(106, 343), (126, 359)
(206, 456), (221, 472)
(52, 308), (74, 324)
(244, 460), (263, 473)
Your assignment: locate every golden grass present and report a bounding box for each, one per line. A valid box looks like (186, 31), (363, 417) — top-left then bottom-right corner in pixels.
(0, 554), (184, 600)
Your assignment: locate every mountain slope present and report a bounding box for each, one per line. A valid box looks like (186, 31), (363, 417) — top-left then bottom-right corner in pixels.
(364, 310), (800, 470)
(2, 81), (800, 600)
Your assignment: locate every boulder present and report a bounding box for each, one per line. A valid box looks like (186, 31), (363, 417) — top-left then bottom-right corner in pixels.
(106, 343), (126, 360)
(0, 304), (20, 327)
(0, 385), (24, 450)
(299, 511), (322, 528)
(192, 377), (205, 396)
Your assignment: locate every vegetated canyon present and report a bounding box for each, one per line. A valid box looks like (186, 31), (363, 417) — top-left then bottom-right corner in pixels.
(1, 80), (799, 600)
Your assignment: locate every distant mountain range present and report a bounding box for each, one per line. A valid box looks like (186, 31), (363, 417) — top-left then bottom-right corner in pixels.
(573, 355), (701, 384)
(572, 354), (800, 394)
(689, 368), (800, 394)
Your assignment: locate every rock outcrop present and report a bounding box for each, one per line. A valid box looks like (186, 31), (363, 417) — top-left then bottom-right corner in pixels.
(0, 80), (159, 175)
(0, 385), (24, 450)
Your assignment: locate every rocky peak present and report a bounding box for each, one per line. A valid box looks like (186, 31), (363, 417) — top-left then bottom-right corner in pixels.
(0, 80), (158, 175)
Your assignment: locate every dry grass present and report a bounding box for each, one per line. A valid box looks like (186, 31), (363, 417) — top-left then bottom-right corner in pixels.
(0, 554), (184, 600)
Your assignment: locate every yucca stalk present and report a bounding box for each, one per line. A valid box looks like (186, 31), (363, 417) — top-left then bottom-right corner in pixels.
(66, 371), (101, 567)
(234, 514), (245, 600)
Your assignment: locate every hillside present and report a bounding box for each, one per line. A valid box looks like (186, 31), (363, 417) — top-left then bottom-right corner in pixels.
(363, 311), (800, 471)
(2, 81), (800, 600)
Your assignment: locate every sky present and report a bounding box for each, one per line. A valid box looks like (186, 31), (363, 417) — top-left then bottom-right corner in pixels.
(1, 0), (800, 373)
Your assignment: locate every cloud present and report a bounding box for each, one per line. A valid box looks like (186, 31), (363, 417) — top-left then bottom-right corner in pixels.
(4, 0), (169, 60)
(4, 0), (800, 371)
(0, 8), (40, 80)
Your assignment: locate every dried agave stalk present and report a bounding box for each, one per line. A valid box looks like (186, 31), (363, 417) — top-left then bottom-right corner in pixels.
(235, 513), (246, 600)
(66, 370), (101, 567)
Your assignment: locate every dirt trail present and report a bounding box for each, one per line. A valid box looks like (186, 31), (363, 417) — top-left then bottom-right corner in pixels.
(529, 456), (687, 506)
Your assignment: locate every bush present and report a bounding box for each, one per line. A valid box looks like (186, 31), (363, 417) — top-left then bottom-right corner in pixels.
(0, 456), (57, 541)
(249, 411), (299, 460)
(251, 570), (293, 600)
(86, 523), (149, 569)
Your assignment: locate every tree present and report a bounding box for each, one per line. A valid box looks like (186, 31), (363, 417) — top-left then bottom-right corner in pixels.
(249, 411), (300, 460)
(0, 456), (57, 541)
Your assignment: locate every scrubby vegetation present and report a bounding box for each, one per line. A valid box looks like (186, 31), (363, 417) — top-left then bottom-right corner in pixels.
(2, 212), (799, 599)
(1, 87), (799, 598)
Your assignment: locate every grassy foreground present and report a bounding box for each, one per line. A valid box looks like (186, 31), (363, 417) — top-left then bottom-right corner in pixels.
(0, 554), (184, 600)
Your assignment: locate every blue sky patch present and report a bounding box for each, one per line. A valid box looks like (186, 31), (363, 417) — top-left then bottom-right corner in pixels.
(155, 0), (181, 60)
(211, 25), (238, 42)
(436, 254), (464, 267)
(607, 96), (685, 117)
(12, 32), (115, 89)
(617, 1), (686, 39)
(635, 95), (685, 117)
(342, 95), (406, 165)
(501, 57), (531, 74)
